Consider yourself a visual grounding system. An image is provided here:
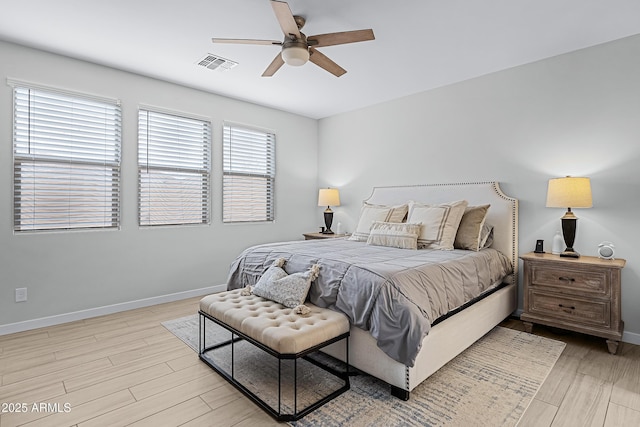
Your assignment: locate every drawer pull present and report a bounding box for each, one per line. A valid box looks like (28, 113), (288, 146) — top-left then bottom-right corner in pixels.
(558, 303), (576, 310)
(558, 276), (575, 282)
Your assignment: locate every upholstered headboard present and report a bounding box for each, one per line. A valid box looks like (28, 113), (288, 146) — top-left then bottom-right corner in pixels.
(364, 181), (519, 285)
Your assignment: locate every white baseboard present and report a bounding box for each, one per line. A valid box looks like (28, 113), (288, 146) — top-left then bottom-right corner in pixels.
(0, 284), (226, 336)
(622, 330), (640, 346)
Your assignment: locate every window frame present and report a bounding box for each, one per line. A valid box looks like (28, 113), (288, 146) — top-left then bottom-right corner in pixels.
(137, 107), (212, 227)
(222, 122), (276, 223)
(10, 80), (122, 233)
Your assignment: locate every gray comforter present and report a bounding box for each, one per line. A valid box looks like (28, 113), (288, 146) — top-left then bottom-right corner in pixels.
(227, 238), (512, 366)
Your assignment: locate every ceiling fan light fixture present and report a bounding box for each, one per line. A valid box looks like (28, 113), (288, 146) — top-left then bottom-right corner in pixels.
(211, 1), (374, 77)
(281, 46), (309, 66)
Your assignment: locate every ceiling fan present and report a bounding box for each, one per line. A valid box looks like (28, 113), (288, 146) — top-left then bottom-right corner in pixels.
(212, 0), (375, 77)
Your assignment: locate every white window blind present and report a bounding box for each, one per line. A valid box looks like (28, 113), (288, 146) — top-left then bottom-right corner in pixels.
(223, 124), (275, 222)
(12, 85), (121, 232)
(138, 109), (211, 226)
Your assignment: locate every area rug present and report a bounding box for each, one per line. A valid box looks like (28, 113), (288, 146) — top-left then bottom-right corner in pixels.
(162, 315), (565, 426)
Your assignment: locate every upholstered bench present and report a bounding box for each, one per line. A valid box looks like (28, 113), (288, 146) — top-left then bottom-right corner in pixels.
(199, 289), (350, 421)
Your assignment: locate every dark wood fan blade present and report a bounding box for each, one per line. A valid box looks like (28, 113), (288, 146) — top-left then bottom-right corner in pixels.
(262, 53), (285, 77)
(308, 48), (346, 77)
(212, 38), (282, 46)
(270, 0), (301, 39)
(307, 29), (375, 47)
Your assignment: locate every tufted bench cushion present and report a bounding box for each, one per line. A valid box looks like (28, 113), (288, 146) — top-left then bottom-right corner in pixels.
(198, 288), (351, 421)
(199, 289), (350, 355)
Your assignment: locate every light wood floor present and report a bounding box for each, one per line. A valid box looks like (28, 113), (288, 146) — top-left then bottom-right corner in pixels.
(0, 298), (638, 427)
(503, 318), (640, 427)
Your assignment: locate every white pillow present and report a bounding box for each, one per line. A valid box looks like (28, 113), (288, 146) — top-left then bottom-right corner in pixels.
(366, 221), (421, 250)
(252, 258), (320, 308)
(349, 203), (408, 242)
(407, 200), (468, 250)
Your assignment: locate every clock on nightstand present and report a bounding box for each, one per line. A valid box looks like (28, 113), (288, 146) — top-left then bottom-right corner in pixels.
(520, 252), (626, 354)
(598, 241), (615, 259)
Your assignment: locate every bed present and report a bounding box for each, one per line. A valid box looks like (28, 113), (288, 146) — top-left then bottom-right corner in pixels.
(227, 181), (518, 400)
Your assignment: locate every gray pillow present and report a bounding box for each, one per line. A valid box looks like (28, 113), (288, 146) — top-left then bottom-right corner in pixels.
(252, 258), (320, 308)
(480, 223), (494, 249)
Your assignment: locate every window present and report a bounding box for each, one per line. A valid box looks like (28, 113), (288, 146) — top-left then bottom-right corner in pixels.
(223, 123), (276, 222)
(138, 109), (211, 226)
(12, 83), (121, 232)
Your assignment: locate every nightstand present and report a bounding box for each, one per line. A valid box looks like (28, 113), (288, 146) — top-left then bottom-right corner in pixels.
(520, 252), (626, 354)
(303, 232), (347, 240)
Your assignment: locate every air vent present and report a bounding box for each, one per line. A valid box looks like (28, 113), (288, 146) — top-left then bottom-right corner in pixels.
(196, 54), (238, 71)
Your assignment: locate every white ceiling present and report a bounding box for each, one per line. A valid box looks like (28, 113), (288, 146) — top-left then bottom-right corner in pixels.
(2, 0), (640, 119)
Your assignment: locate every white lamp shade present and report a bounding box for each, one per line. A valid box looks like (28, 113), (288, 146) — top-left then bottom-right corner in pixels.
(546, 177), (593, 208)
(281, 46), (309, 66)
(318, 188), (340, 207)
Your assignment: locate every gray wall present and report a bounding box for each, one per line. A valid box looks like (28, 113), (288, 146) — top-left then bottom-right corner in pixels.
(0, 41), (319, 329)
(3, 34), (640, 343)
(318, 35), (640, 343)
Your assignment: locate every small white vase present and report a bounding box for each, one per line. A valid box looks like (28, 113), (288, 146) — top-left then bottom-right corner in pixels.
(552, 230), (563, 255)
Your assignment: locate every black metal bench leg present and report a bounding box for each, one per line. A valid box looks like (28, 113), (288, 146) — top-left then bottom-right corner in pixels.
(294, 358), (298, 415)
(278, 358), (282, 416)
(197, 310), (350, 421)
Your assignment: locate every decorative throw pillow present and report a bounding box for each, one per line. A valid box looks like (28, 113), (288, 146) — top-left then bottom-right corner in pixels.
(253, 257), (288, 288)
(252, 258), (320, 308)
(454, 204), (490, 251)
(348, 203), (409, 242)
(480, 223), (494, 248)
(407, 200), (468, 250)
(366, 221), (421, 249)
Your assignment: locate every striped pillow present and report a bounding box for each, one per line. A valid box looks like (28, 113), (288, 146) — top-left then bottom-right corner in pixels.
(366, 221), (421, 249)
(348, 203), (408, 242)
(407, 200), (468, 250)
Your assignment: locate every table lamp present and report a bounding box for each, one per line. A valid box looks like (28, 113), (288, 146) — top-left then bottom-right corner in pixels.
(318, 188), (340, 234)
(546, 176), (592, 258)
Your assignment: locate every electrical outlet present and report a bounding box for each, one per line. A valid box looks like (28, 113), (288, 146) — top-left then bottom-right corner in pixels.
(15, 287), (27, 302)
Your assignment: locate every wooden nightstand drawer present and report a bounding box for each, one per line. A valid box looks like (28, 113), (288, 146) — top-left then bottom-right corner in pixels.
(520, 252), (626, 354)
(528, 291), (610, 328)
(531, 265), (609, 296)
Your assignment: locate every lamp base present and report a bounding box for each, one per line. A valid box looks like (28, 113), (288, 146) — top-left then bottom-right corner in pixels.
(323, 209), (334, 235)
(560, 249), (580, 258)
(560, 216), (580, 258)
